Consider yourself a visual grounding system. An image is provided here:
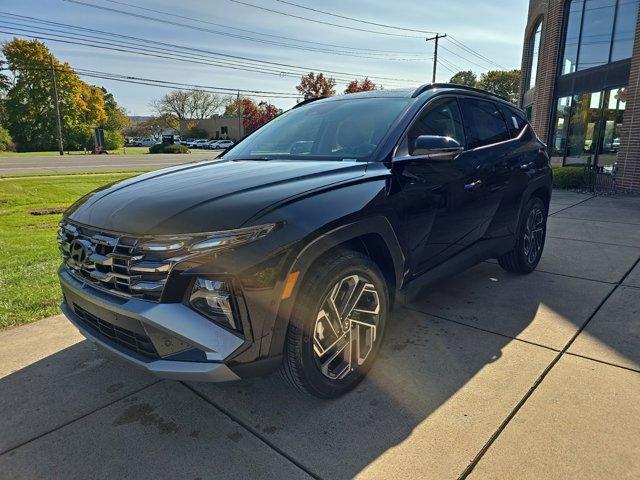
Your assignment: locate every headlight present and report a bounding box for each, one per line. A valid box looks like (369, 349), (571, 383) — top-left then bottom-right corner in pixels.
(137, 223), (276, 254)
(189, 278), (241, 331)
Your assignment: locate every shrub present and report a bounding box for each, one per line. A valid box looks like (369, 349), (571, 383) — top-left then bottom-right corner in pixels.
(149, 143), (190, 154)
(104, 130), (125, 150)
(552, 166), (594, 189)
(0, 125), (15, 151)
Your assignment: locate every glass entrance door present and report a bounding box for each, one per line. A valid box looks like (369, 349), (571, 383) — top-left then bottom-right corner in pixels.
(551, 86), (627, 172)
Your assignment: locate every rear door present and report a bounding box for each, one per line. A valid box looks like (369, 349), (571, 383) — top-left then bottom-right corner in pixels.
(458, 97), (514, 237)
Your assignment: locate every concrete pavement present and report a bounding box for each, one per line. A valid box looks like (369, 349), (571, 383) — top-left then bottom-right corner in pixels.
(1, 191), (639, 479)
(0, 151), (219, 175)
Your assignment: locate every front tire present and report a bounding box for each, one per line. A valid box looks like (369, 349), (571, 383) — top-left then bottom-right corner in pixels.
(498, 196), (547, 274)
(280, 249), (389, 398)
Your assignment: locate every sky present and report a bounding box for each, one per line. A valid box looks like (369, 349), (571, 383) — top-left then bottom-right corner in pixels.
(0, 0), (529, 115)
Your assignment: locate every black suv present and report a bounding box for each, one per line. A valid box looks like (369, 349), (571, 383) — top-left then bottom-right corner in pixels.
(58, 84), (551, 398)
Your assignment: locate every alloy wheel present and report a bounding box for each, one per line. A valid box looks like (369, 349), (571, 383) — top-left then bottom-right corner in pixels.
(312, 275), (381, 380)
(523, 207), (545, 265)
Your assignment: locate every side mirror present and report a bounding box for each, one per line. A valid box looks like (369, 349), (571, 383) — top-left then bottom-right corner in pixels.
(412, 135), (463, 158)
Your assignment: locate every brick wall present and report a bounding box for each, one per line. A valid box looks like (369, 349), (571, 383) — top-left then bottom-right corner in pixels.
(520, 0), (564, 144)
(617, 8), (640, 191)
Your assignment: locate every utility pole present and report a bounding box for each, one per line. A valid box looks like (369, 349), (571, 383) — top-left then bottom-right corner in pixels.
(426, 33), (447, 84)
(50, 57), (64, 155)
(236, 90), (242, 141)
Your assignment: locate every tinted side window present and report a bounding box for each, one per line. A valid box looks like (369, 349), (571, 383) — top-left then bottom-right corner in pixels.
(499, 104), (530, 138)
(407, 98), (465, 154)
(460, 98), (510, 148)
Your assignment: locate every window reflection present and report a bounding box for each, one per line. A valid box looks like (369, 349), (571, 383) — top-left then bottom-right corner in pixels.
(551, 97), (572, 165)
(598, 88), (626, 171)
(527, 21), (543, 90)
(552, 88), (627, 172)
(561, 0), (639, 74)
(611, 1), (640, 61)
(562, 0), (584, 74)
(566, 91), (602, 165)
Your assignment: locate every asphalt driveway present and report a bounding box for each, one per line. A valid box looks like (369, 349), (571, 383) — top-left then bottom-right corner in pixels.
(1, 191), (639, 479)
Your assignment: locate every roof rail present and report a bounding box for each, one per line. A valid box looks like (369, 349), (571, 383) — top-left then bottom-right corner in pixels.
(411, 83), (511, 103)
(291, 96), (325, 109)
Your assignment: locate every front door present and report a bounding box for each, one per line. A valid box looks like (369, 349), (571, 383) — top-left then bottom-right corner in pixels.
(391, 97), (488, 278)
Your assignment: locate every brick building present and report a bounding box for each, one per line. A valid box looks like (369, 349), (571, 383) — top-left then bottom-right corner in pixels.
(520, 0), (640, 191)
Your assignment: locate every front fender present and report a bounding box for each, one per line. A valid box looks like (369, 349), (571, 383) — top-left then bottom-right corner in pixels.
(264, 215), (405, 359)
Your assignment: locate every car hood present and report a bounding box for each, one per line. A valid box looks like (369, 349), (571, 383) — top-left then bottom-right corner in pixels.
(65, 159), (367, 235)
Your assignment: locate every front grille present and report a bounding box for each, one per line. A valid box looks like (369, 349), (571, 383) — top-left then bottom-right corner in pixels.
(58, 222), (187, 301)
(73, 304), (159, 359)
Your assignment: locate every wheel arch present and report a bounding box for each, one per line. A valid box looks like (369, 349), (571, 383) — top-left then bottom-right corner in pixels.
(266, 216), (405, 358)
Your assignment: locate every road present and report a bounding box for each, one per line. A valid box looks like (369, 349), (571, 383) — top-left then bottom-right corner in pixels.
(2, 191), (640, 479)
(0, 151), (220, 175)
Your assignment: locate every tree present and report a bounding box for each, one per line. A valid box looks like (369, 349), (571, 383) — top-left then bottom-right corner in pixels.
(0, 124), (14, 151)
(344, 78), (378, 94)
(1, 38), (120, 151)
(296, 72), (336, 98)
(124, 114), (179, 138)
(223, 97), (280, 134)
(152, 89), (225, 121)
(102, 89), (129, 132)
(476, 70), (521, 103)
(449, 70), (477, 87)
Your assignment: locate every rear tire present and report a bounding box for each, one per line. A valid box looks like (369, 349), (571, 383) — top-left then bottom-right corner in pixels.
(280, 249), (389, 399)
(498, 197), (547, 274)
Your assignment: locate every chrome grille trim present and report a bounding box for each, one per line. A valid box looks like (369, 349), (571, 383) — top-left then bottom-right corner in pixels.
(58, 221), (185, 301)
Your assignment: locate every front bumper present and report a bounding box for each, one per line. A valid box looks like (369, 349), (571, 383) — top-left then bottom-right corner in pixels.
(59, 268), (243, 382)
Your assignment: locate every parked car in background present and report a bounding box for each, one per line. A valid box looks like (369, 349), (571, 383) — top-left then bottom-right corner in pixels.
(136, 138), (158, 147)
(213, 139), (234, 150)
(57, 84), (551, 399)
(205, 139), (220, 149)
(190, 139), (210, 149)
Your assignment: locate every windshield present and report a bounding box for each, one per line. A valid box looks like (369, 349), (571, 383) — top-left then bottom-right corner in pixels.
(224, 97), (410, 161)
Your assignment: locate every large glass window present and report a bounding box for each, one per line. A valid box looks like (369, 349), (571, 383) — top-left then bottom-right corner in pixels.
(562, 0), (585, 74)
(598, 88), (626, 170)
(566, 91), (603, 165)
(551, 87), (627, 171)
(526, 21), (543, 89)
(561, 0), (639, 74)
(551, 96), (573, 164)
(611, 0), (640, 61)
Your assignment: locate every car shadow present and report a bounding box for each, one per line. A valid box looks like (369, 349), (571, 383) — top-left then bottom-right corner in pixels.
(0, 260), (636, 479)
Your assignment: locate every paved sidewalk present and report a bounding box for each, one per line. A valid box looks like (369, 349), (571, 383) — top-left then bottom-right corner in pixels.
(1, 191), (639, 479)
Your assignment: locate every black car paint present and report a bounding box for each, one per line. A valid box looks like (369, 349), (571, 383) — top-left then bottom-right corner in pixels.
(61, 86), (552, 377)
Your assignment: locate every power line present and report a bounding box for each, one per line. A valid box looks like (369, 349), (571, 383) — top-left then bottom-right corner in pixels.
(228, 0), (425, 38)
(0, 65), (301, 99)
(101, 0), (427, 56)
(273, 0), (439, 34)
(268, 0), (509, 71)
(63, 0), (425, 59)
(438, 42), (495, 71)
(0, 15), (422, 85)
(447, 35), (507, 70)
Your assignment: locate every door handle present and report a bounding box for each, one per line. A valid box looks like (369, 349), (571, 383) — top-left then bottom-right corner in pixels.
(520, 162), (536, 171)
(464, 180), (482, 191)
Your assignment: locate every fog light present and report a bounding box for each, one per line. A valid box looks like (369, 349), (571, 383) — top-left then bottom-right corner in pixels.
(189, 278), (240, 331)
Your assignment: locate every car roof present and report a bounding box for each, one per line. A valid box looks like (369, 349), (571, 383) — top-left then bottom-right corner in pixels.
(299, 83), (519, 111)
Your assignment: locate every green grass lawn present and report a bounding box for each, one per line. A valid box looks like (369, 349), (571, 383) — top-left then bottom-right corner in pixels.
(0, 147), (151, 156)
(0, 172), (140, 329)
